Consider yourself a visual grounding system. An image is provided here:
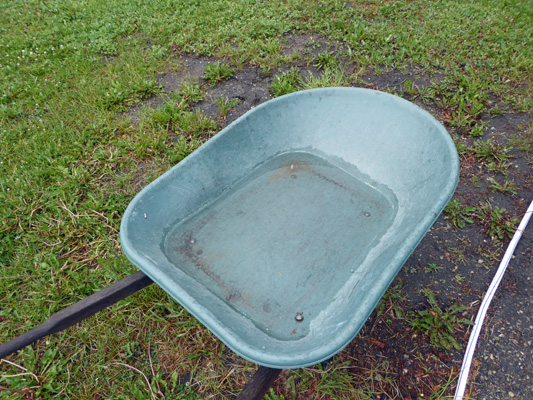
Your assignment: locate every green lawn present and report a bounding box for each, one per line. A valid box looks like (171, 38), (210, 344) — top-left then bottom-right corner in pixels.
(1, 0), (531, 398)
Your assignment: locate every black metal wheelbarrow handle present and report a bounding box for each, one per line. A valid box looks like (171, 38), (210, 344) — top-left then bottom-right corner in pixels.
(0, 272), (280, 400)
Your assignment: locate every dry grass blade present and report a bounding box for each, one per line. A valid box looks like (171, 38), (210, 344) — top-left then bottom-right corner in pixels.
(109, 362), (157, 400)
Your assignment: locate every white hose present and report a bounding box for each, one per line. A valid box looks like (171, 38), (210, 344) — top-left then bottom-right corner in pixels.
(454, 199), (533, 399)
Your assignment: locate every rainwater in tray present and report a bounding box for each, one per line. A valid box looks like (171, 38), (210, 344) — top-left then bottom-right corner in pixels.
(164, 151), (397, 341)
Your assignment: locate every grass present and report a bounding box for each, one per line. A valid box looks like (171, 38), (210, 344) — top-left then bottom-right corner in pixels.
(0, 0), (532, 398)
(216, 96), (241, 120)
(203, 62), (234, 87)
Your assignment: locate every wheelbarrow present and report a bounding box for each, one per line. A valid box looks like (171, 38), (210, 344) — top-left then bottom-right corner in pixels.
(0, 88), (459, 398)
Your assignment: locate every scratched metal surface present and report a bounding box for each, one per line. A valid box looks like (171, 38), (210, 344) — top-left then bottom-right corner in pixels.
(164, 152), (396, 341)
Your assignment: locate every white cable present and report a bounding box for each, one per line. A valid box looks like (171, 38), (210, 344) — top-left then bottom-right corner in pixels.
(454, 199), (533, 400)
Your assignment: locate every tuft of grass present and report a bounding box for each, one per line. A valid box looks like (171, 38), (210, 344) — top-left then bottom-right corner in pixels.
(473, 138), (513, 172)
(301, 67), (351, 89)
(216, 96), (241, 119)
(431, 75), (488, 131)
(178, 79), (205, 104)
(100, 79), (163, 111)
(403, 79), (418, 96)
(270, 66), (351, 97)
(270, 67), (302, 97)
(313, 51), (338, 70)
(203, 62), (234, 86)
(150, 99), (187, 125)
(427, 369), (458, 400)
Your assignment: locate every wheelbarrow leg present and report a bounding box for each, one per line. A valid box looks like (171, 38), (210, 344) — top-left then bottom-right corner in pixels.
(0, 271), (153, 359)
(1, 271), (281, 400)
(235, 366), (282, 400)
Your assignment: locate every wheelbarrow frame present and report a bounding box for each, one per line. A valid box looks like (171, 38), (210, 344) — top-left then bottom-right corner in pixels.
(0, 271), (280, 400)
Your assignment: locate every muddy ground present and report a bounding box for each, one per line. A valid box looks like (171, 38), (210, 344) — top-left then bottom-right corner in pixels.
(127, 34), (532, 399)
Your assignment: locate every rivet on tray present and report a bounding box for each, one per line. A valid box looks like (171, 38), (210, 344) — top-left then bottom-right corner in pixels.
(295, 312), (304, 322)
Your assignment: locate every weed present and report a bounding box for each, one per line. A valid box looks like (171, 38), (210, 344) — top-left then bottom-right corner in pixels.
(0, 347), (68, 397)
(454, 139), (471, 157)
(425, 263), (443, 273)
(151, 99), (187, 125)
(305, 40), (323, 51)
(476, 201), (520, 239)
(409, 289), (473, 350)
(425, 74), (489, 134)
(452, 274), (465, 284)
(427, 369), (458, 400)
(504, 92), (533, 112)
(444, 199), (475, 229)
(445, 244), (468, 265)
(473, 138), (513, 172)
(254, 40), (283, 69)
(151, 44), (171, 60)
(477, 241), (504, 265)
(287, 361), (391, 399)
(314, 362), (377, 397)
(287, 49), (300, 62)
(488, 105), (505, 117)
(468, 120), (488, 137)
(446, 107), (479, 132)
(488, 176), (518, 196)
(167, 135), (204, 164)
(203, 62), (233, 86)
(148, 83), (204, 126)
(123, 341), (142, 361)
(271, 64), (351, 97)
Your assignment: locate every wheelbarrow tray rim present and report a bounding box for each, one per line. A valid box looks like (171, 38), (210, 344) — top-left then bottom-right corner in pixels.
(120, 87), (459, 368)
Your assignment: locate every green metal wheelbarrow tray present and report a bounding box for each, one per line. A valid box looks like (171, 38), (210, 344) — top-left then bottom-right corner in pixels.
(0, 88), (459, 397)
(121, 87), (459, 366)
